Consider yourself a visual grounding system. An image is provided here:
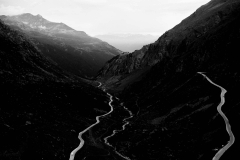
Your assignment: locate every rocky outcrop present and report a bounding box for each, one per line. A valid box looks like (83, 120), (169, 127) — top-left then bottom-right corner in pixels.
(98, 44), (150, 76)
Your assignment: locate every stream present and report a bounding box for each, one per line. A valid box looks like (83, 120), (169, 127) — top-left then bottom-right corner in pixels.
(69, 82), (131, 160)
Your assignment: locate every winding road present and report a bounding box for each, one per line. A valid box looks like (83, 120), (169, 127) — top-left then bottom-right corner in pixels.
(69, 73), (235, 160)
(69, 82), (131, 160)
(198, 72), (235, 160)
(69, 82), (114, 160)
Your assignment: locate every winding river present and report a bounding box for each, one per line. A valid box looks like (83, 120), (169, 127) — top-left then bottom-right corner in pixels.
(69, 73), (234, 160)
(69, 82), (114, 160)
(69, 82), (131, 160)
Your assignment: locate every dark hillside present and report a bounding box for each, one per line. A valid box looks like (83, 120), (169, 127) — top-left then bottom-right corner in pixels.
(0, 13), (121, 78)
(96, 0), (240, 159)
(0, 20), (110, 160)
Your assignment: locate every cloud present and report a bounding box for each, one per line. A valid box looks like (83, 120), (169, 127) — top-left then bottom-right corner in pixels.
(0, 4), (25, 15)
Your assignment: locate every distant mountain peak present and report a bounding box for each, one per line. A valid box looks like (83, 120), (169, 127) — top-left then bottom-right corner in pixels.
(0, 13), (122, 77)
(3, 13), (79, 33)
(17, 13), (43, 19)
(11, 13), (49, 24)
(36, 14), (42, 18)
(95, 33), (159, 52)
(18, 13), (32, 16)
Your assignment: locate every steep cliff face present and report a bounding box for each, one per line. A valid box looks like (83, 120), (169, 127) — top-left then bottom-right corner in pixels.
(97, 0), (240, 90)
(98, 44), (149, 75)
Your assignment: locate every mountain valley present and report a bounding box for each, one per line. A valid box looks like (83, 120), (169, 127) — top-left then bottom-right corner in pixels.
(1, 0), (240, 160)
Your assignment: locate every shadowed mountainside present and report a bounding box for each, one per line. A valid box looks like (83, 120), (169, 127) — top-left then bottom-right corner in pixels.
(93, 0), (240, 159)
(1, 0), (240, 159)
(0, 13), (122, 78)
(0, 20), (111, 160)
(97, 0), (240, 90)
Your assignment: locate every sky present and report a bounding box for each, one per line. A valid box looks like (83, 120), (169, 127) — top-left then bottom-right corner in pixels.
(0, 0), (211, 36)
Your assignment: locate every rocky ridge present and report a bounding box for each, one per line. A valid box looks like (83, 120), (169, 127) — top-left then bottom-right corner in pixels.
(97, 0), (239, 90)
(0, 13), (122, 77)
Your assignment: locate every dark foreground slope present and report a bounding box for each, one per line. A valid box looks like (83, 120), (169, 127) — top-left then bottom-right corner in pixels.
(0, 13), (121, 78)
(95, 0), (240, 159)
(0, 20), (111, 160)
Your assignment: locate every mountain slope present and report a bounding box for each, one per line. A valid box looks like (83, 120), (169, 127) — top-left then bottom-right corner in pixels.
(0, 20), (111, 160)
(0, 13), (122, 77)
(95, 0), (240, 159)
(97, 0), (240, 90)
(0, 20), (68, 82)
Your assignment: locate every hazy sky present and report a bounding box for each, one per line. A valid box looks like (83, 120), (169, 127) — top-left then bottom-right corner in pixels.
(0, 0), (210, 36)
